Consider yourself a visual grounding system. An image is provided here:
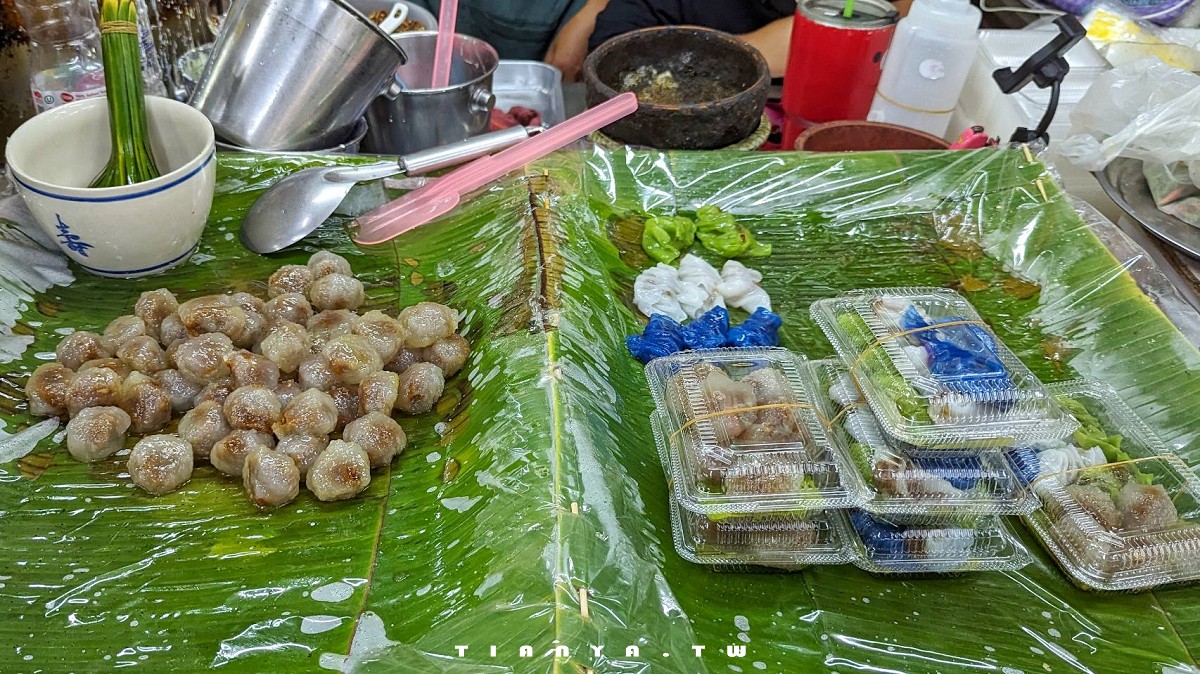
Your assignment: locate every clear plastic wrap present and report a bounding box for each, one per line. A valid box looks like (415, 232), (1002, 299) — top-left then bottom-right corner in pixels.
(5, 147), (1200, 673)
(811, 287), (1077, 450)
(847, 510), (1033, 575)
(1059, 58), (1200, 172)
(645, 348), (868, 514)
(1022, 379), (1200, 591)
(813, 360), (1038, 522)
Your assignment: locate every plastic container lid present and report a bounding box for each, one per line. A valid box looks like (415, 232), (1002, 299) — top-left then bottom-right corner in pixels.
(812, 359), (1038, 522)
(976, 29), (1108, 111)
(846, 509), (1033, 574)
(1021, 379), (1200, 591)
(810, 287), (1077, 449)
(646, 348), (869, 515)
(666, 490), (854, 569)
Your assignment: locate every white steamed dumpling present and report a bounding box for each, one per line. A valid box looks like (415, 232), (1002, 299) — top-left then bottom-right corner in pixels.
(718, 260), (771, 313)
(632, 263), (688, 322)
(676, 254), (724, 319)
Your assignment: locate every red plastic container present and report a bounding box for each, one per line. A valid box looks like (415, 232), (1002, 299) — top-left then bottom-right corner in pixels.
(781, 0), (898, 149)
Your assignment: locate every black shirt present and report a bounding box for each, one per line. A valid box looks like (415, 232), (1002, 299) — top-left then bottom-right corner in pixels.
(589, 0), (796, 50)
(408, 0), (586, 59)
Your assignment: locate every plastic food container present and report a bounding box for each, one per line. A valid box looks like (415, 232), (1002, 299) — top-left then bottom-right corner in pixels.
(666, 491), (854, 569)
(810, 287), (1077, 449)
(493, 61), (567, 126)
(1021, 380), (1200, 591)
(812, 360), (1037, 521)
(847, 510), (1033, 575)
(646, 348), (868, 515)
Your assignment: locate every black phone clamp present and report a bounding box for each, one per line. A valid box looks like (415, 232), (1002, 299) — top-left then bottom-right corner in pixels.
(991, 14), (1087, 146)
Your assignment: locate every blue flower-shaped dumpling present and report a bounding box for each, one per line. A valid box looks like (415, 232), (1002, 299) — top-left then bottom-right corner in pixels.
(850, 510), (907, 561)
(679, 306), (731, 350)
(728, 307), (782, 348)
(900, 306), (1010, 395)
(912, 453), (983, 491)
(1005, 446), (1040, 487)
(626, 314), (686, 364)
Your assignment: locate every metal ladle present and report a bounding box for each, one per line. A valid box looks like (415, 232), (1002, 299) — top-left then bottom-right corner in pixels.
(240, 125), (540, 254)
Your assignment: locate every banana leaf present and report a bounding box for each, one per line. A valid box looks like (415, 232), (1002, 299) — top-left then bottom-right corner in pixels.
(0, 146), (1198, 673)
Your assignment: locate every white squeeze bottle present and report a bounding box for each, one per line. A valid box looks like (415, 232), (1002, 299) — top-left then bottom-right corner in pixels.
(867, 0), (982, 137)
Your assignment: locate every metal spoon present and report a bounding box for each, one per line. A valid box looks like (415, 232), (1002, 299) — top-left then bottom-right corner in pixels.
(376, 2), (409, 34)
(240, 126), (539, 254)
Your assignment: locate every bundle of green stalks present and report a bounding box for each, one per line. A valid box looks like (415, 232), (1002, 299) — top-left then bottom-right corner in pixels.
(90, 0), (160, 187)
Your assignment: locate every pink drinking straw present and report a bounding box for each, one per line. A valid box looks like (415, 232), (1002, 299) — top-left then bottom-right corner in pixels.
(353, 92), (640, 245)
(431, 0), (458, 88)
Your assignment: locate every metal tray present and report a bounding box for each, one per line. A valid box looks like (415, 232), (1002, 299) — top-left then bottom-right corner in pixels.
(493, 60), (566, 127)
(1096, 157), (1200, 260)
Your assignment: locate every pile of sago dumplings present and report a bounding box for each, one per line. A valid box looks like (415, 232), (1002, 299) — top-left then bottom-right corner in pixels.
(25, 251), (468, 509)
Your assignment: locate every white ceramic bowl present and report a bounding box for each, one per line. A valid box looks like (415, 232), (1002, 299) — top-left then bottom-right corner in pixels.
(6, 96), (216, 278)
(346, 0), (438, 32)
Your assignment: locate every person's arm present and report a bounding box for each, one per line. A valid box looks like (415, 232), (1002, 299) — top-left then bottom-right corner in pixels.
(588, 0), (680, 51)
(544, 0), (611, 82)
(738, 16), (793, 78)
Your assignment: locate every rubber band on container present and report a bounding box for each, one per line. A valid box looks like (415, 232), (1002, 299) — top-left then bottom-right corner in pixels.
(872, 90), (956, 116)
(668, 402), (827, 444)
(101, 20), (139, 35)
(827, 401), (865, 429)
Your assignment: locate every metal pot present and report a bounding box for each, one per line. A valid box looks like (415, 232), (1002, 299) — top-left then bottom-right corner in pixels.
(189, 0), (406, 152)
(362, 32), (498, 155)
(216, 117), (370, 155)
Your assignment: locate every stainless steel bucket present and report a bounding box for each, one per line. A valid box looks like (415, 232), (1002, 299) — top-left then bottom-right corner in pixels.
(362, 32), (498, 155)
(190, 0), (406, 152)
(216, 117), (370, 155)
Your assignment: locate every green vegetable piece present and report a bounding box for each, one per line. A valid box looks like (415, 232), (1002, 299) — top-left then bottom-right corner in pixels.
(837, 313), (875, 350)
(694, 205), (771, 259)
(1076, 466), (1125, 501)
(848, 441), (875, 484)
(1059, 397), (1124, 461)
(742, 238), (773, 258)
(835, 312), (930, 424)
(673, 215), (696, 247)
(641, 215), (696, 264)
(1057, 395), (1157, 486)
(878, 373), (932, 424)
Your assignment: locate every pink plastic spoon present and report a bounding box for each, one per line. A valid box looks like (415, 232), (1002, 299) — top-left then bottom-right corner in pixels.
(431, 0), (458, 88)
(352, 92), (639, 245)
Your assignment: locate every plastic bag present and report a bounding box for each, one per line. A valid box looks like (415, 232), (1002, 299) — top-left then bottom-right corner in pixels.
(1059, 58), (1200, 171)
(1082, 3), (1200, 62)
(1077, 0), (1200, 33)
